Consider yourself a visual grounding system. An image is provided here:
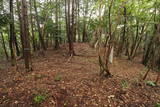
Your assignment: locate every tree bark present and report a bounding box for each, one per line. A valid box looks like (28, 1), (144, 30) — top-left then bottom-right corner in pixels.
(33, 0), (46, 50)
(9, 0), (17, 66)
(155, 73), (159, 84)
(0, 32), (9, 60)
(76, 0), (81, 42)
(65, 0), (75, 56)
(29, 0), (36, 51)
(14, 36), (20, 56)
(16, 0), (24, 57)
(82, 0), (88, 42)
(117, 6), (127, 56)
(55, 0), (60, 49)
(21, 0), (32, 71)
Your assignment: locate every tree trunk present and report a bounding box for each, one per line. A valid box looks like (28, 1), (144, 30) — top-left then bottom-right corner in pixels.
(82, 0), (88, 42)
(129, 20), (139, 59)
(0, 32), (9, 60)
(21, 0), (32, 71)
(55, 0), (60, 49)
(98, 0), (114, 77)
(77, 0), (81, 42)
(109, 46), (114, 64)
(73, 0), (77, 42)
(14, 36), (20, 56)
(65, 0), (75, 56)
(16, 0), (24, 57)
(155, 73), (160, 84)
(33, 0), (46, 50)
(29, 0), (36, 51)
(142, 37), (153, 65)
(71, 0), (75, 43)
(117, 6), (127, 56)
(9, 0), (17, 66)
(143, 69), (150, 80)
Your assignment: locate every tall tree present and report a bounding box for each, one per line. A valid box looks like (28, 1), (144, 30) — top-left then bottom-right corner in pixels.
(65, 0), (75, 56)
(29, 0), (36, 51)
(16, 0), (24, 57)
(21, 0), (32, 71)
(33, 0), (46, 50)
(117, 4), (127, 56)
(9, 0), (16, 66)
(71, 0), (75, 42)
(76, 0), (80, 42)
(82, 0), (89, 42)
(0, 32), (9, 60)
(55, 0), (60, 49)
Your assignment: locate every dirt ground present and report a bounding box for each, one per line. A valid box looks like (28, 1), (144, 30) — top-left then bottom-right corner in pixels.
(0, 43), (159, 107)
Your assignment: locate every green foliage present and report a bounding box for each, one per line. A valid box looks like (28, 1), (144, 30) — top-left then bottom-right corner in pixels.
(54, 75), (61, 82)
(138, 70), (146, 79)
(64, 101), (69, 107)
(121, 80), (129, 89)
(0, 14), (9, 28)
(155, 102), (160, 107)
(45, 18), (55, 34)
(146, 81), (156, 87)
(33, 95), (46, 104)
(34, 74), (45, 80)
(0, 49), (4, 59)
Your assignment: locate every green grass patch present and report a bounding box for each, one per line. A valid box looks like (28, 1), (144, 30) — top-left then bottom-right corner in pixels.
(121, 80), (129, 89)
(146, 81), (156, 87)
(54, 75), (62, 82)
(155, 102), (160, 107)
(33, 94), (46, 104)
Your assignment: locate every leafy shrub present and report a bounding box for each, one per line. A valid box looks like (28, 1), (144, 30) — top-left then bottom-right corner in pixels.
(121, 80), (129, 89)
(146, 81), (156, 87)
(33, 95), (46, 104)
(54, 75), (61, 82)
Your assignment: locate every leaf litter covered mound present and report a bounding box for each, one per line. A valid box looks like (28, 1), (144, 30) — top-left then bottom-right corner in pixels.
(0, 43), (159, 107)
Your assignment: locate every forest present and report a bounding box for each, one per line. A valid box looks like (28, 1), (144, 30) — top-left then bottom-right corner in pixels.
(0, 0), (160, 106)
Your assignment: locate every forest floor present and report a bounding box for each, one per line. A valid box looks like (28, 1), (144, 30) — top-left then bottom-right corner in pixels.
(0, 43), (160, 107)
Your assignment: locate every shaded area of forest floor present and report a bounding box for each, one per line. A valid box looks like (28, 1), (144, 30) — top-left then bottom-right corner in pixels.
(0, 43), (160, 107)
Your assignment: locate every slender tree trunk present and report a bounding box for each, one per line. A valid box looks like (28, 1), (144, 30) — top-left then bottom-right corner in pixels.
(65, 0), (75, 56)
(142, 37), (153, 65)
(33, 0), (46, 50)
(129, 20), (139, 59)
(55, 0), (60, 49)
(0, 32), (9, 60)
(46, 33), (49, 48)
(142, 4), (157, 65)
(16, 0), (24, 57)
(143, 68), (150, 80)
(65, 0), (68, 39)
(117, 6), (127, 56)
(71, 0), (75, 42)
(98, 0), (114, 77)
(105, 0), (114, 76)
(122, 6), (127, 50)
(82, 22), (87, 42)
(58, 0), (62, 44)
(155, 73), (160, 84)
(29, 0), (36, 51)
(14, 36), (20, 56)
(73, 0), (77, 42)
(21, 0), (32, 71)
(77, 0), (80, 42)
(82, 0), (88, 42)
(9, 0), (17, 66)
